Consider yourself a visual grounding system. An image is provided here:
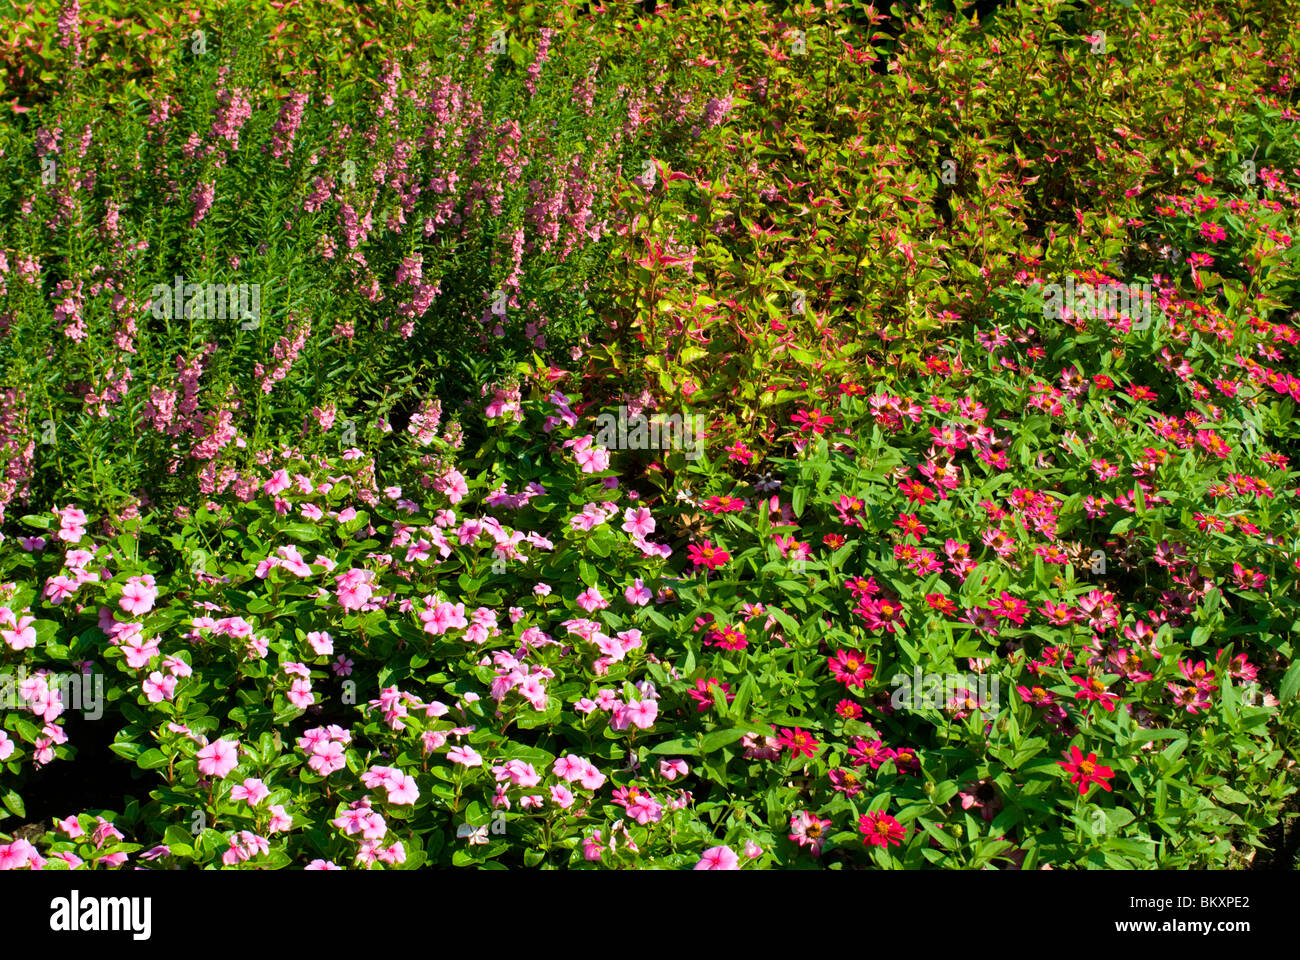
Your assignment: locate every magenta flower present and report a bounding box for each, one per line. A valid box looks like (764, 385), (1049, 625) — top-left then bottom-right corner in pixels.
(1198, 221), (1227, 243)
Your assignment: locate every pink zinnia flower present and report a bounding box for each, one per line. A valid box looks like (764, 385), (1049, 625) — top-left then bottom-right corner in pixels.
(789, 810), (833, 856)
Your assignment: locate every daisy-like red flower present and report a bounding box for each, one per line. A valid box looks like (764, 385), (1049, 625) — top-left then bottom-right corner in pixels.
(1038, 600), (1077, 625)
(925, 593), (957, 616)
(829, 768), (864, 796)
(823, 533), (847, 549)
(1058, 745), (1115, 795)
(987, 591), (1029, 625)
(686, 678), (733, 712)
(705, 624), (748, 651)
(844, 575), (879, 598)
(1127, 384), (1158, 402)
(859, 811), (907, 848)
(898, 478), (936, 505)
(701, 494), (747, 514)
(895, 512), (928, 541)
(855, 594), (905, 633)
(723, 442), (753, 465)
(1198, 221), (1227, 244)
(1072, 674), (1119, 711)
(835, 699), (863, 719)
(846, 737), (887, 769)
(834, 495), (866, 528)
(885, 747), (921, 775)
(828, 649), (874, 689)
(776, 727), (821, 760)
(791, 408), (834, 434)
(1017, 684), (1056, 707)
(687, 540), (731, 570)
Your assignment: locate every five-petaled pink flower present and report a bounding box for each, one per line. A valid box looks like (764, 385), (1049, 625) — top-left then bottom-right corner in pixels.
(196, 738), (240, 779)
(694, 845), (740, 870)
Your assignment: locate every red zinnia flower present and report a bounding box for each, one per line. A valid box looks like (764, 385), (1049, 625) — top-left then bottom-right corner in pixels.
(834, 495), (866, 528)
(1198, 221), (1227, 244)
(706, 624), (748, 651)
(828, 649), (874, 689)
(1058, 745), (1115, 795)
(1017, 684), (1056, 706)
(686, 678), (733, 712)
(701, 495), (747, 514)
(846, 737), (887, 769)
(1072, 674), (1119, 711)
(895, 512), (928, 541)
(987, 591), (1029, 625)
(859, 811), (907, 848)
(687, 540), (731, 570)
(791, 408), (835, 434)
(776, 727), (821, 760)
(829, 768), (864, 796)
(898, 478), (935, 505)
(925, 593), (957, 616)
(835, 699), (863, 719)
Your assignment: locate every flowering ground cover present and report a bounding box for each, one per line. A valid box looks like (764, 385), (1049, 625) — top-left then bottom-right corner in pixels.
(1, 0), (1300, 871)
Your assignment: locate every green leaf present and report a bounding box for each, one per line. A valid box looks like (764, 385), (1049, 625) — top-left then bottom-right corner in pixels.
(136, 749), (171, 770)
(1279, 661), (1300, 704)
(1, 788), (24, 819)
(1212, 785), (1251, 805)
(699, 727), (751, 754)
